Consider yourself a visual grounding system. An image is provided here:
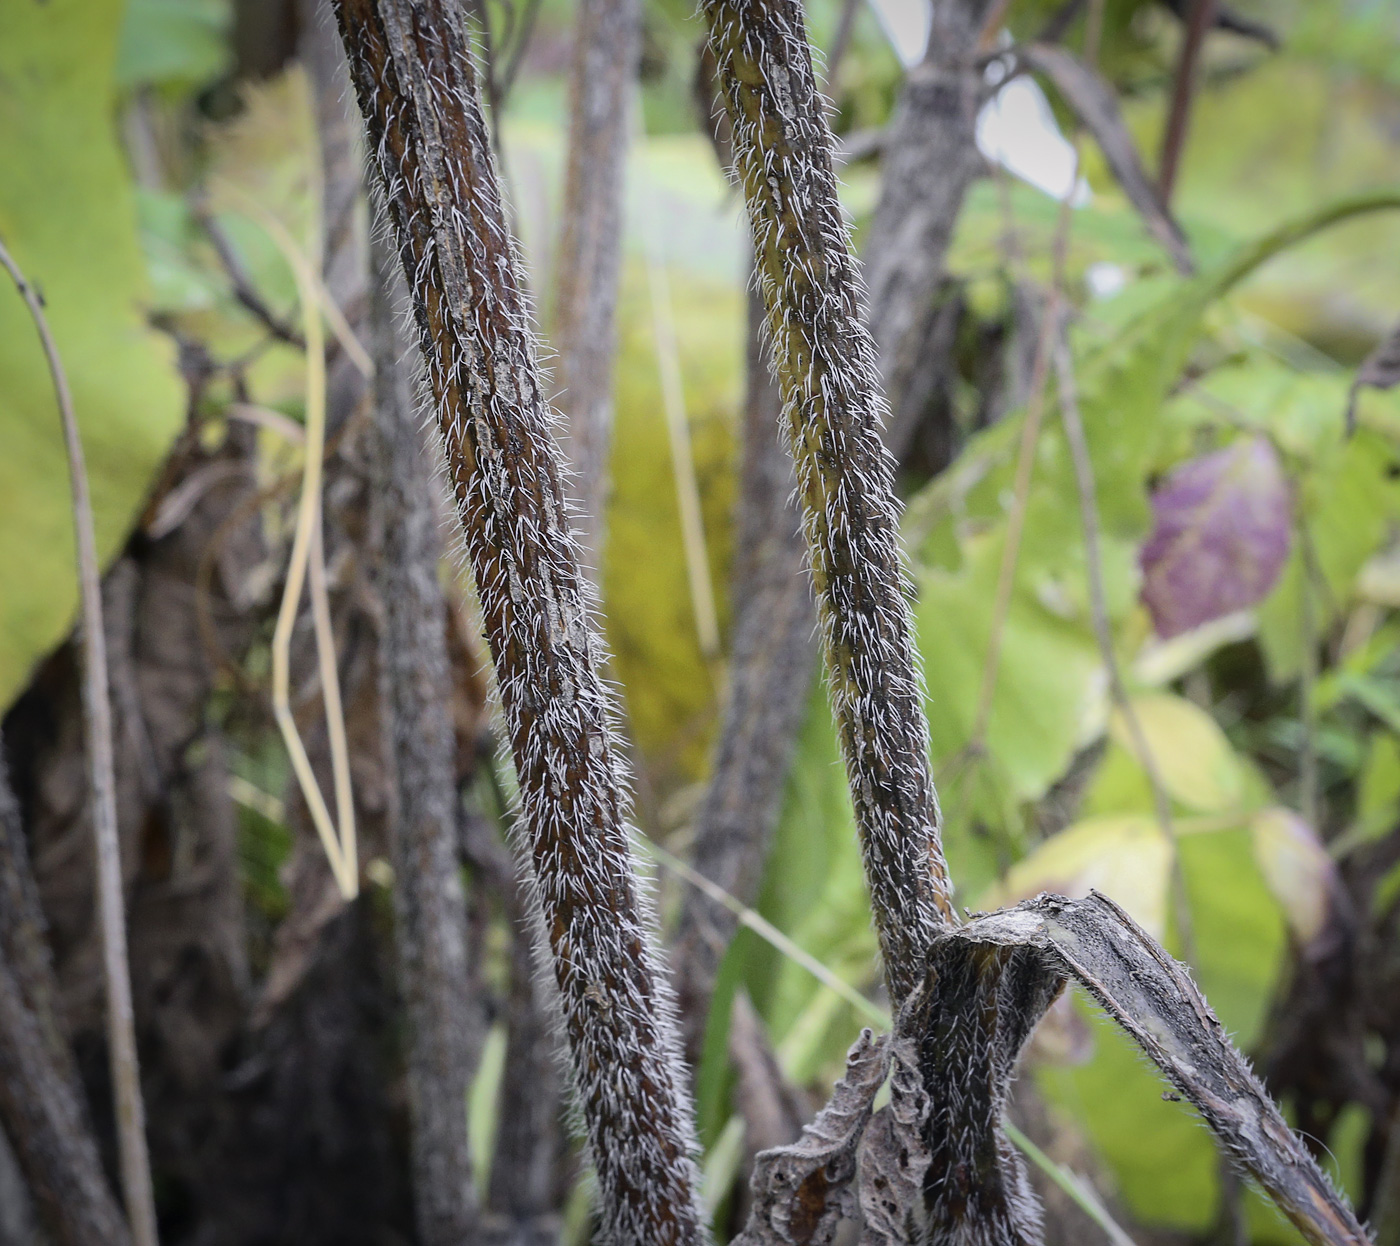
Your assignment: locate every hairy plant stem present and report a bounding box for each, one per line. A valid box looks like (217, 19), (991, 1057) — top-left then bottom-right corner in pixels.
(0, 238), (158, 1246)
(702, 0), (956, 1008)
(331, 3), (704, 1241)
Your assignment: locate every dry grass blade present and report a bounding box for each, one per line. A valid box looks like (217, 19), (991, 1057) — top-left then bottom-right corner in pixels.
(0, 238), (159, 1246)
(242, 201), (360, 901)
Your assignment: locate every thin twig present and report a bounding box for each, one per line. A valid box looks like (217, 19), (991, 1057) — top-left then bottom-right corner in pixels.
(193, 204), (306, 349)
(0, 238), (159, 1246)
(1298, 514), (1322, 830)
(822, 0), (861, 95)
(1051, 326), (1197, 962)
(1157, 0), (1217, 204)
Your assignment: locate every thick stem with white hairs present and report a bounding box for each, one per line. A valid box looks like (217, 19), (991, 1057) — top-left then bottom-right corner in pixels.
(702, 0), (956, 1005)
(330, 3), (705, 1242)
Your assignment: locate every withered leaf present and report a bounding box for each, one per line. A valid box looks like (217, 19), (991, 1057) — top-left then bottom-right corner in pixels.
(951, 894), (1369, 1246)
(1023, 44), (1193, 275)
(734, 1028), (889, 1246)
(1140, 436), (1292, 639)
(857, 1035), (930, 1246)
(1346, 318), (1400, 432)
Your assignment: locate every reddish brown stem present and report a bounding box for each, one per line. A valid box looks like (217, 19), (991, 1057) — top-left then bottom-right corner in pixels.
(1157, 0), (1217, 204)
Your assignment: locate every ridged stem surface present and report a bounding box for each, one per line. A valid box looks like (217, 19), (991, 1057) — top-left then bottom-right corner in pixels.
(703, 0), (956, 1004)
(331, 3), (705, 1241)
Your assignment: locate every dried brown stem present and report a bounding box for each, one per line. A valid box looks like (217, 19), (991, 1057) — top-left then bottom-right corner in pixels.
(0, 237), (158, 1246)
(1157, 0), (1217, 205)
(0, 743), (132, 1246)
(331, 2), (704, 1240)
(736, 893), (1369, 1246)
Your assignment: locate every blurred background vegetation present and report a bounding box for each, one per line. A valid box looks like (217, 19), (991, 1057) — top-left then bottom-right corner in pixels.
(4, 0), (1400, 1242)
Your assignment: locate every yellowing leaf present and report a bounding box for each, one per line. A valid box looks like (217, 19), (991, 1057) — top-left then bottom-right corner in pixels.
(1111, 693), (1247, 814)
(1250, 807), (1335, 945)
(0, 0), (183, 705)
(990, 814), (1171, 939)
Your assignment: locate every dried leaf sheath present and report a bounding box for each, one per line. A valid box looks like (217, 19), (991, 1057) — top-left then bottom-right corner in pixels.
(330, 3), (704, 1242)
(703, 0), (955, 1002)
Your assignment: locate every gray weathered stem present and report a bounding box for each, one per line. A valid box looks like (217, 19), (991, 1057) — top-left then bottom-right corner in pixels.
(862, 0), (989, 461)
(703, 0), (956, 1008)
(0, 238), (158, 1246)
(0, 743), (133, 1246)
(672, 280), (817, 1062)
(331, 2), (705, 1240)
(552, 0), (639, 574)
(367, 226), (485, 1245)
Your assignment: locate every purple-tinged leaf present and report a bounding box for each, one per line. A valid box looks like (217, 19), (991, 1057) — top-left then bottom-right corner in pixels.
(1140, 437), (1291, 639)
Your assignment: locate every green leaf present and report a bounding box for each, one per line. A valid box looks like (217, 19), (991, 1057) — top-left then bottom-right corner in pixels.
(695, 929), (751, 1151)
(116, 0), (232, 90)
(0, 0), (184, 707)
(916, 527), (1110, 817)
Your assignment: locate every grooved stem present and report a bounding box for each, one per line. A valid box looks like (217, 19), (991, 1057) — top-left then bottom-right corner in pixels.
(702, 0), (956, 1004)
(330, 3), (705, 1241)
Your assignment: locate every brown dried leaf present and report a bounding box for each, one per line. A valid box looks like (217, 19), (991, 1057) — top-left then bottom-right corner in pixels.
(1346, 318), (1400, 432)
(857, 1035), (930, 1246)
(1023, 44), (1193, 275)
(735, 1028), (889, 1246)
